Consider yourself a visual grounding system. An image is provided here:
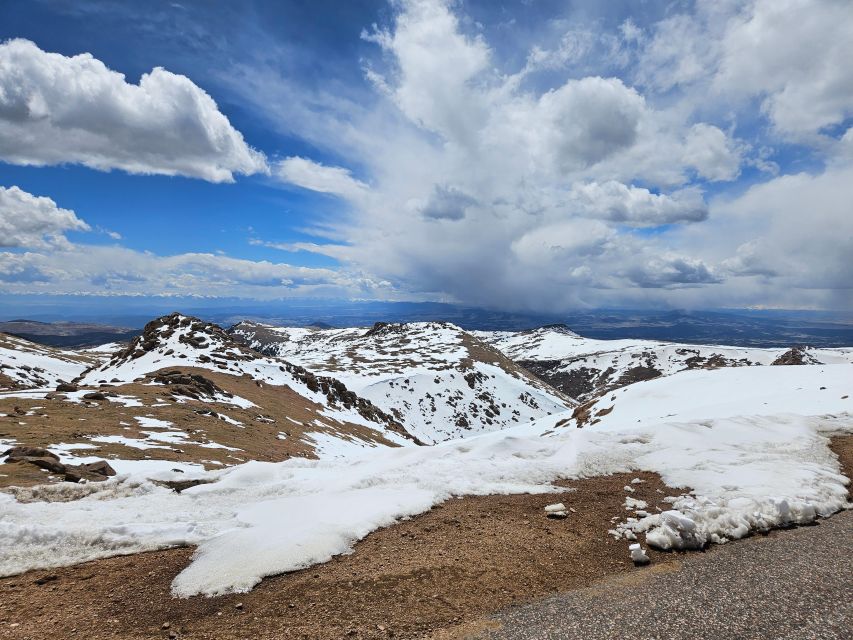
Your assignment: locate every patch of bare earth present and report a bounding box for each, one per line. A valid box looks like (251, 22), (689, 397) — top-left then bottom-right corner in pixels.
(829, 433), (853, 484)
(0, 471), (684, 640)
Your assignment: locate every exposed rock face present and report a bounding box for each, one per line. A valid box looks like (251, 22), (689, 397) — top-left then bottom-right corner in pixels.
(110, 312), (257, 366)
(771, 347), (820, 366)
(148, 370), (231, 400)
(2, 446), (115, 482)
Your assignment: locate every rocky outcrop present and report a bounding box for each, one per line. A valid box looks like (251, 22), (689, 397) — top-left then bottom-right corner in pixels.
(771, 347), (820, 366)
(148, 370), (231, 400)
(2, 446), (116, 483)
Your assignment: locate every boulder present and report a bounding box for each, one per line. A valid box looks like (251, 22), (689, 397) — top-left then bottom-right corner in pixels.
(3, 446), (59, 461)
(63, 460), (116, 483)
(14, 456), (67, 474)
(84, 460), (116, 476)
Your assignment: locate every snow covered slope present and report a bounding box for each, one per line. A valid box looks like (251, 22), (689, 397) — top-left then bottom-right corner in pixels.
(81, 313), (414, 443)
(1, 362), (849, 596)
(552, 363), (853, 429)
(230, 321), (573, 443)
(0, 333), (94, 391)
(474, 325), (853, 401)
(0, 315), (420, 487)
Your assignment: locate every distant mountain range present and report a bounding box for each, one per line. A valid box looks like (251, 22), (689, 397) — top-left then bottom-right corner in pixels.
(0, 320), (141, 348)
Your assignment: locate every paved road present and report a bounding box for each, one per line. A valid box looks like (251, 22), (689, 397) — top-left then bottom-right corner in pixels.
(480, 510), (853, 640)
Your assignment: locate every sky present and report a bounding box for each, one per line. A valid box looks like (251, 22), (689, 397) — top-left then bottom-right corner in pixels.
(0, 0), (851, 314)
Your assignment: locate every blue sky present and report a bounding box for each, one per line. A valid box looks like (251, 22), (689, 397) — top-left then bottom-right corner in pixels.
(1, 0), (851, 312)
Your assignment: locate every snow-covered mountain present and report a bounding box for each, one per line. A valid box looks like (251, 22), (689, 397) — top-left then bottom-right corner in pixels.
(474, 325), (853, 401)
(229, 320), (573, 443)
(0, 332), (96, 391)
(0, 314), (421, 489)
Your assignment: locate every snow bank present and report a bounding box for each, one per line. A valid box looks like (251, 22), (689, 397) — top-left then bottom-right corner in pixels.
(0, 364), (850, 597)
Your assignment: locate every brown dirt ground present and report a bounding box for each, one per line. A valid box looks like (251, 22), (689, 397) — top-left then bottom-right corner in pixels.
(0, 435), (849, 640)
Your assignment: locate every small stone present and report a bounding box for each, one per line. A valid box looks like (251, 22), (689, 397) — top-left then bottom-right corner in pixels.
(235, 602), (244, 610)
(161, 622), (171, 629)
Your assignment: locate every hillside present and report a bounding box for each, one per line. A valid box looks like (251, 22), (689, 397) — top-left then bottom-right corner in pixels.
(474, 325), (853, 401)
(229, 320), (573, 443)
(0, 314), (417, 488)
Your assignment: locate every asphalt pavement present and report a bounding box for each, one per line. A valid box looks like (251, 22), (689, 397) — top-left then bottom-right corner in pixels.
(480, 510), (853, 640)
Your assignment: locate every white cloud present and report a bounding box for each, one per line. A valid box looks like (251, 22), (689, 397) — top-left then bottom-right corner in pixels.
(682, 124), (742, 182)
(569, 181), (708, 227)
(714, 0), (853, 139)
(0, 39), (267, 182)
(0, 185), (89, 248)
(714, 165), (853, 293)
(261, 0), (732, 311)
(276, 157), (369, 201)
(5, 0), (847, 312)
(633, 1), (853, 142)
(0, 244), (387, 300)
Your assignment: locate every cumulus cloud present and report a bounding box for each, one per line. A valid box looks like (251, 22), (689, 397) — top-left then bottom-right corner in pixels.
(633, 1), (853, 142)
(569, 182), (707, 227)
(0, 185), (89, 248)
(260, 0), (734, 311)
(714, 0), (853, 139)
(276, 157), (369, 201)
(682, 124), (742, 182)
(0, 39), (267, 182)
(5, 0), (847, 311)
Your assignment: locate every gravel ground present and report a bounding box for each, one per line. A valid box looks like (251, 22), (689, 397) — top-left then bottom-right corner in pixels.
(479, 509), (853, 640)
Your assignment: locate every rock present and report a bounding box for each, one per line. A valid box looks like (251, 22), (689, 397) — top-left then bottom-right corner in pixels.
(3, 446), (59, 461)
(63, 460), (116, 483)
(235, 602), (244, 610)
(82, 392), (107, 401)
(21, 457), (67, 473)
(84, 460), (116, 476)
(56, 383), (78, 392)
(771, 347), (819, 366)
(161, 622), (171, 630)
(34, 574), (58, 585)
(152, 478), (215, 493)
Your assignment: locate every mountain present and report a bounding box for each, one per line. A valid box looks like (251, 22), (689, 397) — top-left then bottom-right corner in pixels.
(0, 319), (140, 348)
(0, 313), (417, 489)
(229, 320), (573, 443)
(0, 332), (98, 391)
(473, 325), (853, 402)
